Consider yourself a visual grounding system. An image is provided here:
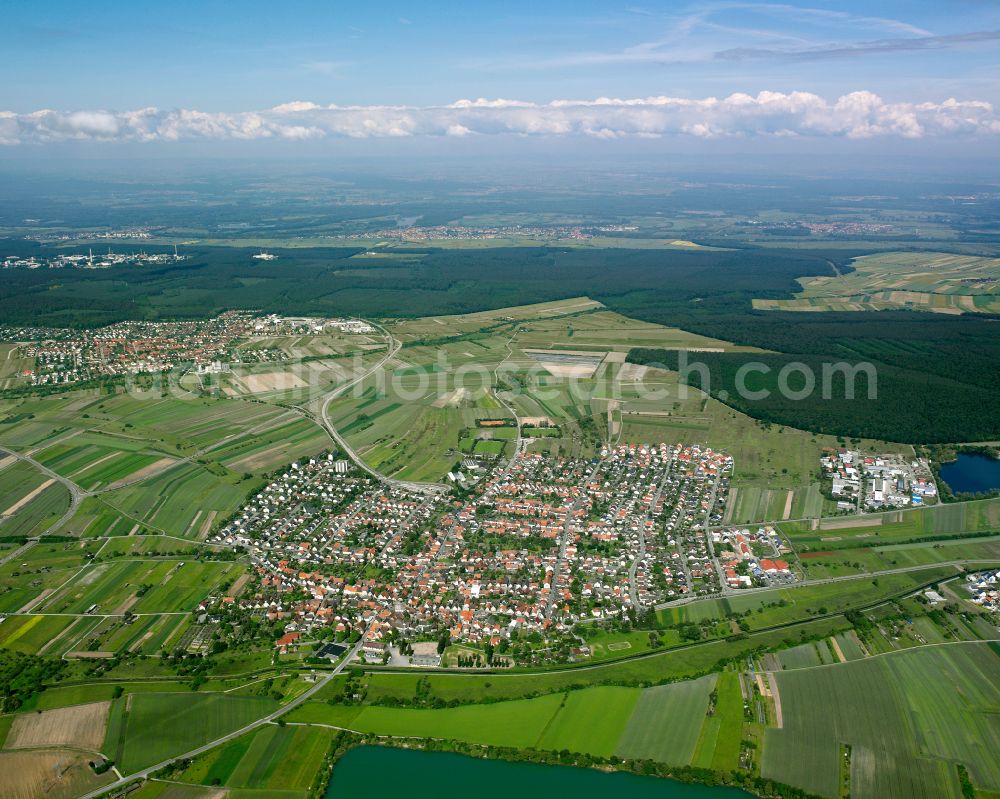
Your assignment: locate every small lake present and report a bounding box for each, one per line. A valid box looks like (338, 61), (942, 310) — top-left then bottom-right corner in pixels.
(325, 746), (753, 799)
(939, 453), (1000, 494)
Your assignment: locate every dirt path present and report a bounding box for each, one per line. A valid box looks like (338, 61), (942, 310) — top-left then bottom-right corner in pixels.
(766, 672), (783, 728)
(830, 635), (847, 663)
(104, 457), (177, 491)
(782, 489), (794, 520)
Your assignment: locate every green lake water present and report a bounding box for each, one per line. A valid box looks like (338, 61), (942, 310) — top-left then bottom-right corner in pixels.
(325, 746), (753, 798)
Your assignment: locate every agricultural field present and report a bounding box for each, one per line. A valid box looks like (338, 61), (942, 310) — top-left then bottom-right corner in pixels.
(290, 691), (565, 749)
(755, 251), (1000, 314)
(4, 700), (109, 751)
(781, 497), (1000, 554)
(27, 680), (195, 711)
(87, 463), (255, 539)
(536, 686), (640, 757)
(657, 566), (956, 631)
(614, 675), (717, 765)
(318, 298), (896, 482)
(0, 615), (78, 654)
(33, 432), (176, 492)
(794, 533), (1000, 580)
(349, 616), (848, 705)
(387, 297), (604, 345)
(39, 559), (245, 616)
(0, 750), (115, 799)
(0, 539), (102, 614)
(289, 685), (649, 759)
(126, 783), (229, 799)
(762, 642), (1000, 799)
(0, 458), (71, 539)
(0, 343), (34, 391)
(112, 693), (278, 773)
(175, 724), (335, 792)
(613, 365), (908, 496)
(0, 390), (332, 544)
(690, 672), (744, 772)
(279, 640), (1000, 799)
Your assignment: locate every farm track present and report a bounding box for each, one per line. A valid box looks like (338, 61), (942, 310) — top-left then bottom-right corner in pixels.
(317, 319), (444, 496)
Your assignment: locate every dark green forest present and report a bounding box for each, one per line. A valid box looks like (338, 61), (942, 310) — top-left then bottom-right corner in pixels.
(0, 242), (836, 326)
(627, 347), (999, 444)
(2, 241), (998, 442)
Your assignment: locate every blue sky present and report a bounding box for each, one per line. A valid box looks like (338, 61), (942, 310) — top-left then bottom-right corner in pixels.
(2, 1), (999, 148)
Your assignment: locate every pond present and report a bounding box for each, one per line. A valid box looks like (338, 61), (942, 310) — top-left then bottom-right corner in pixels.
(939, 453), (1000, 495)
(325, 746), (754, 799)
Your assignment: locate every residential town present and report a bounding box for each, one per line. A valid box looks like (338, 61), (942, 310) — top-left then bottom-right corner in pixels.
(0, 313), (373, 388)
(208, 442), (734, 666)
(2, 247), (186, 269)
(714, 525), (796, 589)
(965, 569), (1000, 615)
(337, 223), (639, 243)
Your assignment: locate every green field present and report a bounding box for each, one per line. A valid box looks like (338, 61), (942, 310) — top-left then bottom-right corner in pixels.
(657, 567), (957, 631)
(118, 693), (278, 772)
(0, 391), (331, 542)
(691, 672), (744, 772)
(352, 616), (848, 705)
(781, 497), (1000, 552)
(285, 640), (1000, 799)
(755, 251), (1000, 314)
(0, 540), (103, 614)
(762, 642), (1000, 799)
(0, 460), (72, 539)
(40, 559), (245, 615)
(536, 686), (640, 757)
(615, 675), (717, 765)
(289, 692), (564, 749)
(197, 725), (335, 791)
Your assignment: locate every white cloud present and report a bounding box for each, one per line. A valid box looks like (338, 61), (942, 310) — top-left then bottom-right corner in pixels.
(1, 91), (997, 145)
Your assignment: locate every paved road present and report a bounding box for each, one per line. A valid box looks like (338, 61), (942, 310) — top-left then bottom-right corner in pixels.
(545, 459), (604, 619)
(491, 330), (524, 473)
(700, 476), (729, 592)
(75, 635), (367, 799)
(627, 461), (673, 609)
(0, 536), (39, 566)
(317, 321), (443, 497)
(653, 558), (998, 611)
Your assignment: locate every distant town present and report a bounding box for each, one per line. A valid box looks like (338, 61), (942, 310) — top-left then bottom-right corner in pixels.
(2, 247), (186, 270)
(337, 223), (639, 242)
(0, 312), (376, 388)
